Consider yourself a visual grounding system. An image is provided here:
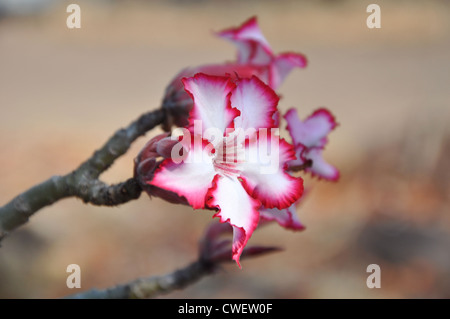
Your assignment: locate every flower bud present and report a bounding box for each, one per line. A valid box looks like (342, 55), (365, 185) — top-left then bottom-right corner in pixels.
(134, 133), (189, 206)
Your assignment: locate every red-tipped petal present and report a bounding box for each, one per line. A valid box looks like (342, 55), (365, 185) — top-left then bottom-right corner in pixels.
(150, 137), (216, 209)
(217, 16), (273, 65)
(240, 135), (304, 209)
(259, 204), (305, 231)
(182, 73), (240, 136)
(284, 107), (338, 149)
(206, 175), (261, 267)
(231, 76), (279, 130)
(304, 147), (340, 181)
(217, 17), (269, 47)
(270, 52), (308, 89)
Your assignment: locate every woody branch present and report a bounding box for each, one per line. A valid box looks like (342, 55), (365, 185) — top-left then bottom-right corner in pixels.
(0, 108), (165, 242)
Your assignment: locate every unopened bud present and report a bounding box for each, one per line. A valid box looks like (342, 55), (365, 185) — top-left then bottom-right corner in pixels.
(156, 137), (186, 159)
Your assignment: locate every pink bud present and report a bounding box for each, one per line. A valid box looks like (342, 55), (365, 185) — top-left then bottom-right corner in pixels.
(136, 133), (169, 162)
(156, 137), (186, 159)
(134, 133), (190, 206)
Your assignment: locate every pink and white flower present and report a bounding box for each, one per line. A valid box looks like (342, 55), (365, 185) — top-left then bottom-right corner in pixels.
(217, 16), (307, 90)
(284, 108), (339, 181)
(259, 204), (305, 231)
(149, 73), (303, 266)
(162, 16), (307, 130)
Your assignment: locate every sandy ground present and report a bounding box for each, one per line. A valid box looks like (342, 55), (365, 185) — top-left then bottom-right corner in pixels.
(0, 0), (449, 298)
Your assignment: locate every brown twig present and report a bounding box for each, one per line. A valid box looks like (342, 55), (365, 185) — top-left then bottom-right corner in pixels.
(0, 108), (165, 242)
(65, 259), (215, 299)
(64, 220), (281, 299)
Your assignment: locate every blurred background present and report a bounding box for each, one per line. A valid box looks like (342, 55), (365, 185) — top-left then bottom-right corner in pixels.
(0, 0), (449, 298)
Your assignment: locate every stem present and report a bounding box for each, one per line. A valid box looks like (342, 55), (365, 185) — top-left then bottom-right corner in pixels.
(0, 109), (165, 242)
(65, 260), (215, 299)
(288, 159), (313, 172)
(0, 176), (70, 240)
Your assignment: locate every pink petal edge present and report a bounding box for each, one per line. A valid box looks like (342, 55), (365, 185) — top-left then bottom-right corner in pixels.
(206, 175), (261, 267)
(182, 73), (240, 135)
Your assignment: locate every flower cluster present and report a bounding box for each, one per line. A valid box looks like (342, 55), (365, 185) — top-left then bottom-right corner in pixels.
(162, 16), (307, 129)
(136, 17), (338, 267)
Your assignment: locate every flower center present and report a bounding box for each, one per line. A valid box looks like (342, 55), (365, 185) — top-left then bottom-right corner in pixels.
(213, 134), (245, 178)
